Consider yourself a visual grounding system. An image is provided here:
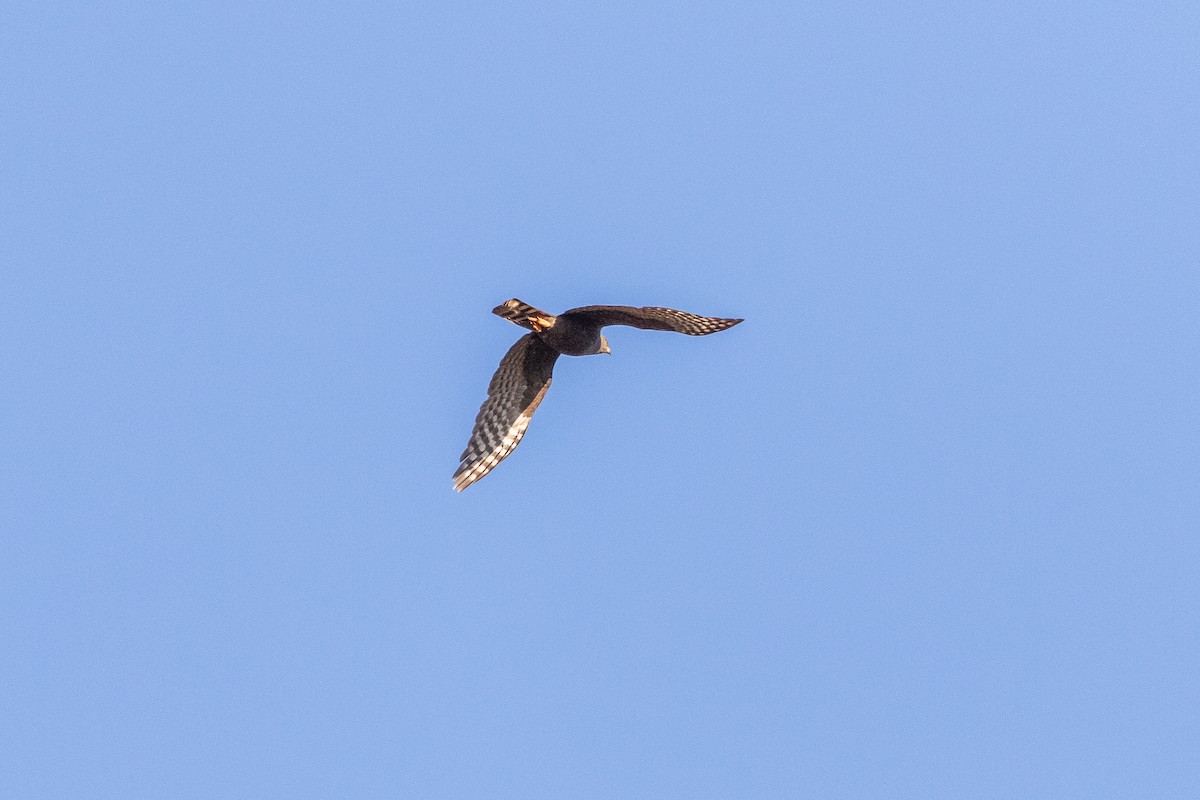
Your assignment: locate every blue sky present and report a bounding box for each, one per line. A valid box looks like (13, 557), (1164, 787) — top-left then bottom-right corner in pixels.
(3, 2), (1198, 797)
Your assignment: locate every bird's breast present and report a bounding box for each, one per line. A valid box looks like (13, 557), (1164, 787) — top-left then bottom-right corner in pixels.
(540, 320), (601, 356)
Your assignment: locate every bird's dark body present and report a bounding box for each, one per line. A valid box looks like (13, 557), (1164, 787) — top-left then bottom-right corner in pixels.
(538, 316), (603, 356)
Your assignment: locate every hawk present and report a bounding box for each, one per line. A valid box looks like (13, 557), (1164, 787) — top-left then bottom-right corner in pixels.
(454, 299), (743, 491)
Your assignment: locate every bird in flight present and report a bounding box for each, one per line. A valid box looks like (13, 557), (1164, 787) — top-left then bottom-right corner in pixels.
(454, 299), (743, 491)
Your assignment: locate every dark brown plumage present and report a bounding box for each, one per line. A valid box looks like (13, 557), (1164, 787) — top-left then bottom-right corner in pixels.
(454, 299), (743, 491)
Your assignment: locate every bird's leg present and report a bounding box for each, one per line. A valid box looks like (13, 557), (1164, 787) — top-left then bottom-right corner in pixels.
(527, 314), (553, 332)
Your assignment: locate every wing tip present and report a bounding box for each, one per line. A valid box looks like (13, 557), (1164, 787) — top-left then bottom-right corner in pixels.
(691, 316), (743, 335)
(452, 465), (477, 492)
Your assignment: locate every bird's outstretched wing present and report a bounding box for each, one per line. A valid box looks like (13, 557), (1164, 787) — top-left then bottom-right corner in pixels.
(561, 305), (743, 335)
(453, 333), (560, 491)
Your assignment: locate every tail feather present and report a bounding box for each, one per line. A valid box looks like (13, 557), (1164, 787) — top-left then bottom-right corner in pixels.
(492, 298), (556, 332)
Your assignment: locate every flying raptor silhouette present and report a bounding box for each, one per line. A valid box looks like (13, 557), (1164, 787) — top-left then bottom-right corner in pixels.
(453, 299), (743, 491)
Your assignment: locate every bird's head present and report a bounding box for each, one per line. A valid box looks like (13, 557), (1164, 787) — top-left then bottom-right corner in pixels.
(597, 334), (611, 355)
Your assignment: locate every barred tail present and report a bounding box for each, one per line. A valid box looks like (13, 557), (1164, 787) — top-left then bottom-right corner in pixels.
(492, 298), (556, 332)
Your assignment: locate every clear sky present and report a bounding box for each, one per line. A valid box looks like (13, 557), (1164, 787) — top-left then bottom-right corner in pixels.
(3, 2), (1199, 797)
